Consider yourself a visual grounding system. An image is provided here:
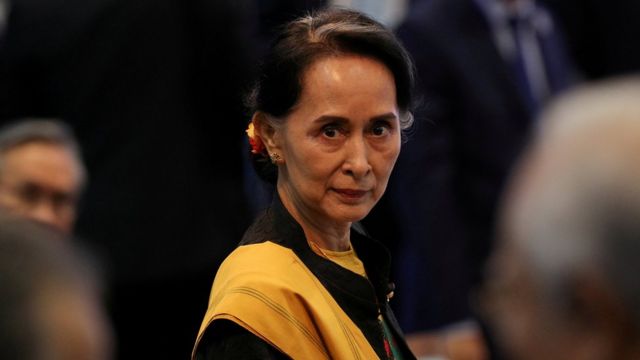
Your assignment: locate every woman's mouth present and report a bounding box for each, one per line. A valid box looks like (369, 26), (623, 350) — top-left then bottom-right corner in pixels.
(333, 188), (368, 202)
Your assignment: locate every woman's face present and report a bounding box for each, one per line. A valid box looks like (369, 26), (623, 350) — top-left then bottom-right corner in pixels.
(272, 54), (401, 227)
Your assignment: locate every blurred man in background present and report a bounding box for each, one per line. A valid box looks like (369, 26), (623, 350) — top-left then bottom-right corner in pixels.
(483, 77), (640, 359)
(0, 119), (85, 234)
(387, 0), (575, 357)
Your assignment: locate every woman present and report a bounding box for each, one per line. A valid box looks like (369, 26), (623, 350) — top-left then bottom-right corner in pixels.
(193, 8), (416, 360)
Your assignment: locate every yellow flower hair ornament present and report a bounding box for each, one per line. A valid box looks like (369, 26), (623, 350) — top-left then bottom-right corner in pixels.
(246, 122), (265, 154)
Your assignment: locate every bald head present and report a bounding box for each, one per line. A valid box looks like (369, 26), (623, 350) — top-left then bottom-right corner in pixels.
(485, 77), (640, 360)
(507, 77), (640, 281)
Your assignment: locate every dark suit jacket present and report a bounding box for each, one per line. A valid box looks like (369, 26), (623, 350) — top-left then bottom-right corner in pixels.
(388, 0), (572, 332)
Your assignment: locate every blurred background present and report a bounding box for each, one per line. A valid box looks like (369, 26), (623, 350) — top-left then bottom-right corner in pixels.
(0, 0), (638, 359)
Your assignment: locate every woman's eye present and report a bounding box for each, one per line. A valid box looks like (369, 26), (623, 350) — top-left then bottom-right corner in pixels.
(322, 126), (340, 138)
(371, 123), (391, 136)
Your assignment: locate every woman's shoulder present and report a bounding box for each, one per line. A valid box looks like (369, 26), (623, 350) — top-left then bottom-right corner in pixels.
(215, 241), (306, 288)
(223, 242), (295, 270)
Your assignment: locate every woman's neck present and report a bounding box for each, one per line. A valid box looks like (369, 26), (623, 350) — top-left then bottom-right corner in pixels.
(305, 226), (351, 252)
(277, 186), (351, 252)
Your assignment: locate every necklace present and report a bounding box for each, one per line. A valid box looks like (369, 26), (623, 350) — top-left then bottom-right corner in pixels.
(307, 239), (333, 259)
(307, 239), (354, 258)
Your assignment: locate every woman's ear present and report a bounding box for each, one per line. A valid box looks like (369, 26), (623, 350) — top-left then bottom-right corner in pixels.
(252, 112), (281, 154)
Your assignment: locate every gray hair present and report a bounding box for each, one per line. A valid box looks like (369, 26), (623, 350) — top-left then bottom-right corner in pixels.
(0, 119), (86, 186)
(503, 76), (640, 328)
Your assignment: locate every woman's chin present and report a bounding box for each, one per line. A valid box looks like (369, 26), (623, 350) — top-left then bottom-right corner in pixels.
(328, 205), (373, 224)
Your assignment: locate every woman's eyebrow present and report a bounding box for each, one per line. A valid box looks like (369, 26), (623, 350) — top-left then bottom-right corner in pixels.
(312, 113), (398, 125)
(311, 115), (349, 125)
(370, 112), (398, 122)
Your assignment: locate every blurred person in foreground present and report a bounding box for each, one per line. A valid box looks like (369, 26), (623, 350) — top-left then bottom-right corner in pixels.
(0, 212), (112, 360)
(482, 77), (640, 359)
(0, 119), (85, 234)
(193, 8), (416, 359)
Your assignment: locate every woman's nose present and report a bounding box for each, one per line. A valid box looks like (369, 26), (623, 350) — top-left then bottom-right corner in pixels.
(342, 136), (372, 179)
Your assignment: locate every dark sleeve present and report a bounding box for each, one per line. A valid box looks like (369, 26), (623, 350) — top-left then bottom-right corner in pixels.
(194, 320), (289, 360)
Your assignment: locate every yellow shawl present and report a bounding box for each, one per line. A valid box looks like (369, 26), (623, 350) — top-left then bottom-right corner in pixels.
(192, 241), (380, 359)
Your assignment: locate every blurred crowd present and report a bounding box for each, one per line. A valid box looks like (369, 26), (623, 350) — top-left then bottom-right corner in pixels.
(1, 0), (639, 359)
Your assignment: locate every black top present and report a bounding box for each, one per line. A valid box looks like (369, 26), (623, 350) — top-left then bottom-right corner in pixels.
(195, 195), (416, 360)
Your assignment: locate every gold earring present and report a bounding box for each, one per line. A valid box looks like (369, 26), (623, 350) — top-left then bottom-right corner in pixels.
(269, 153), (281, 164)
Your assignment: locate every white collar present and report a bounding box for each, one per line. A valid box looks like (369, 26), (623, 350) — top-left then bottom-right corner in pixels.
(474, 0), (553, 34)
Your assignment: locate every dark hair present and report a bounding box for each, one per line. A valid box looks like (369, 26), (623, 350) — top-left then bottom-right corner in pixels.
(248, 7), (416, 183)
(0, 119), (87, 186)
